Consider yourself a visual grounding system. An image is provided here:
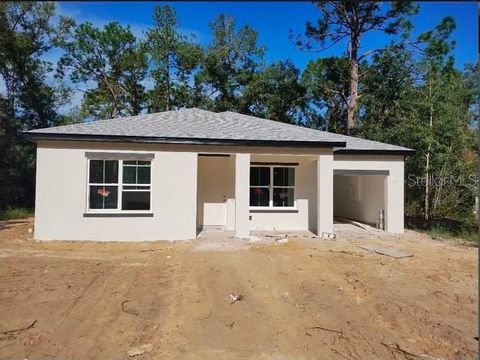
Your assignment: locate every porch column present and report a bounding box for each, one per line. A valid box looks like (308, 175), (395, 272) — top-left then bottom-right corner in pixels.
(317, 153), (334, 236)
(385, 161), (404, 233)
(235, 153), (250, 238)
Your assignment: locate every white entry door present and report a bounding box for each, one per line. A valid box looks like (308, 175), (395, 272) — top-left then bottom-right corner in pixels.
(203, 202), (227, 226)
(197, 156), (231, 227)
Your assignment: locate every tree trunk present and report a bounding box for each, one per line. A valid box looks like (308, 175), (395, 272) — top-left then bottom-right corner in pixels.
(347, 59), (359, 135)
(346, 35), (359, 136)
(424, 151), (430, 220)
(165, 55), (171, 111)
(424, 79), (434, 221)
(111, 100), (119, 119)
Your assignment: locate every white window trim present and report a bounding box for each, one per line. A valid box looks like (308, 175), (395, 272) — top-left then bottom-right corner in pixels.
(249, 165), (296, 210)
(86, 159), (153, 214)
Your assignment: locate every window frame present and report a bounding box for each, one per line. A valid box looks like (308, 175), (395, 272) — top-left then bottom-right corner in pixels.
(86, 158), (153, 214)
(249, 165), (296, 209)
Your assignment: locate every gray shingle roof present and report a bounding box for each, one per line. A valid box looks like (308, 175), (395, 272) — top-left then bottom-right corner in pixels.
(26, 108), (413, 153)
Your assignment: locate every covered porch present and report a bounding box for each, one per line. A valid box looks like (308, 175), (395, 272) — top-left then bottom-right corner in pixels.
(196, 150), (334, 239)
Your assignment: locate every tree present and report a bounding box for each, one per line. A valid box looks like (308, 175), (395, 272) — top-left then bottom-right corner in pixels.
(358, 45), (424, 213)
(242, 61), (305, 124)
(358, 17), (477, 222)
(0, 2), (72, 211)
(59, 22), (148, 119)
(293, 1), (418, 135)
(302, 57), (350, 132)
(359, 45), (417, 140)
(415, 16), (458, 220)
(196, 14), (265, 112)
(147, 5), (203, 112)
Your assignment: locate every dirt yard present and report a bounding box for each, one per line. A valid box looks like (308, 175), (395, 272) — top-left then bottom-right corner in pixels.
(0, 219), (477, 360)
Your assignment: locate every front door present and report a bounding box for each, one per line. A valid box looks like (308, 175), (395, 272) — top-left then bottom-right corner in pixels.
(197, 156), (230, 227)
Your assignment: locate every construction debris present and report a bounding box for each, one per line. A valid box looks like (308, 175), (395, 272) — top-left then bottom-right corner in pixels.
(1, 320), (37, 335)
(321, 232), (337, 240)
(381, 341), (444, 360)
(121, 300), (140, 317)
(306, 325), (343, 335)
(228, 293), (245, 304)
(127, 344), (153, 357)
(140, 248), (157, 252)
(358, 245), (412, 259)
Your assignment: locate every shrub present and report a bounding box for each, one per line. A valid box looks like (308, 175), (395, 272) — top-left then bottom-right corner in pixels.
(0, 208), (34, 221)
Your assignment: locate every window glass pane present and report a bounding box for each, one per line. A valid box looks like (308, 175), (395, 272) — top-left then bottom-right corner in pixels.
(124, 160), (136, 165)
(104, 160), (118, 183)
(89, 160), (103, 183)
(138, 161), (150, 166)
(123, 166), (136, 184)
(250, 187), (269, 207)
(273, 188), (294, 207)
(122, 191), (150, 210)
(137, 166), (151, 184)
(89, 186), (118, 209)
(274, 167), (295, 186)
(250, 167), (270, 186)
(123, 185), (150, 190)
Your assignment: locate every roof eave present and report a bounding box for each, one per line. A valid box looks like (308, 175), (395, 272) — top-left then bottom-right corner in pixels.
(334, 148), (415, 156)
(23, 132), (347, 148)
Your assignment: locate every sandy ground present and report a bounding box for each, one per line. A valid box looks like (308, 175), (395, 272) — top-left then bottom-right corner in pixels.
(0, 219), (477, 360)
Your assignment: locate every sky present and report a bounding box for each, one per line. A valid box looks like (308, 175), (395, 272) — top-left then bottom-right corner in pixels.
(57, 1), (477, 70)
(19, 1), (474, 113)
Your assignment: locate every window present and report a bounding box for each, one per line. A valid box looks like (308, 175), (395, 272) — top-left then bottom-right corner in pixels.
(250, 166), (295, 208)
(88, 160), (119, 210)
(87, 159), (151, 212)
(273, 167), (295, 207)
(122, 161), (151, 210)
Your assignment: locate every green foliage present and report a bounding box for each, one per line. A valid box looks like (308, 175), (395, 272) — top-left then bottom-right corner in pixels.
(147, 5), (203, 111)
(302, 57), (350, 131)
(243, 61), (306, 124)
(0, 2), (72, 211)
(196, 14), (265, 112)
(357, 17), (477, 224)
(299, 1), (418, 51)
(58, 21), (148, 119)
(294, 0), (419, 134)
(0, 207), (33, 221)
(406, 215), (477, 244)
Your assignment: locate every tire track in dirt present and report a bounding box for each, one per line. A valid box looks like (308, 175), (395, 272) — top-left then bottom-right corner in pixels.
(1, 253), (172, 360)
(0, 222), (476, 360)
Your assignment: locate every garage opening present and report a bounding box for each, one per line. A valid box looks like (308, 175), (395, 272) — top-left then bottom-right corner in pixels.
(333, 170), (388, 229)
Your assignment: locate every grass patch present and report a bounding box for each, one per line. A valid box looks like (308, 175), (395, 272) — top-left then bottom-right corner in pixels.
(0, 208), (34, 221)
(405, 215), (477, 245)
(429, 225), (477, 244)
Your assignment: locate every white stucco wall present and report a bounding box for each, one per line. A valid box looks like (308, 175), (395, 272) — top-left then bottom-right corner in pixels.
(35, 141), (198, 241)
(333, 154), (405, 233)
(248, 155), (318, 232)
(34, 140), (405, 241)
(317, 153), (334, 235)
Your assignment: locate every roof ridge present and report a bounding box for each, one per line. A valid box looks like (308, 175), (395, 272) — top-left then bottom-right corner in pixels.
(25, 108), (413, 153)
(221, 111), (411, 151)
(220, 111), (328, 133)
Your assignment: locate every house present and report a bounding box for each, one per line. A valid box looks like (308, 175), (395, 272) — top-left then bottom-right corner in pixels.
(25, 108), (414, 241)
